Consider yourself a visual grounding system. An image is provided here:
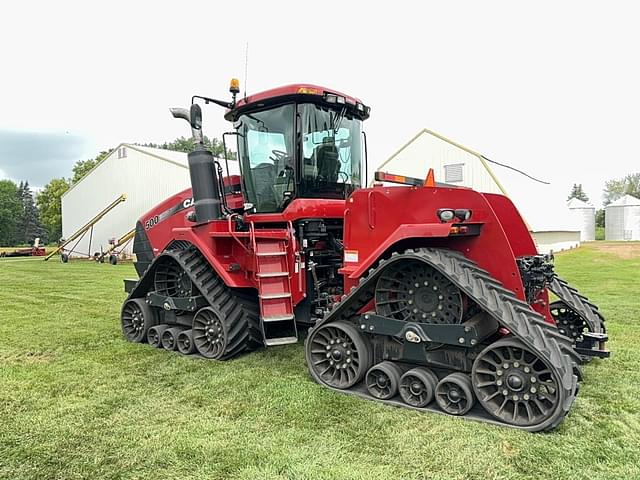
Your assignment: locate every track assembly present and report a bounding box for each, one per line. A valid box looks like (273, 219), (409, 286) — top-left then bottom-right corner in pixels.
(305, 248), (578, 432)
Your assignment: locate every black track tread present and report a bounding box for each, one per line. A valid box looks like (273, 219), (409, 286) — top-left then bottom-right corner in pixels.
(128, 245), (261, 359)
(308, 248), (578, 432)
(549, 276), (606, 335)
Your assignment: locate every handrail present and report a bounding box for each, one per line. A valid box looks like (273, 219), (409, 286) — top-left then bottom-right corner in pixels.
(227, 214), (252, 255)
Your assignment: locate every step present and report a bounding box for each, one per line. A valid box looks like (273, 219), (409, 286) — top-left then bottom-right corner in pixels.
(257, 272), (289, 278)
(256, 251), (287, 257)
(259, 293), (292, 300)
(262, 314), (295, 322)
(264, 336), (299, 346)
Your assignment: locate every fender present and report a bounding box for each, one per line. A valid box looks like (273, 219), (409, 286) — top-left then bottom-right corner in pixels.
(341, 223), (452, 279)
(168, 228), (254, 288)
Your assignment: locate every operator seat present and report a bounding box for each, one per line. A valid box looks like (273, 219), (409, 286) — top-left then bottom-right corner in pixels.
(251, 163), (278, 211)
(315, 138), (340, 183)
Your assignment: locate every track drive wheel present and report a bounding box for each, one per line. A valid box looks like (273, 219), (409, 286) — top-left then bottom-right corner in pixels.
(148, 325), (169, 348)
(471, 337), (568, 429)
(305, 321), (372, 390)
(399, 367), (438, 407)
(549, 301), (589, 346)
(366, 362), (403, 400)
(435, 372), (475, 415)
(121, 298), (156, 343)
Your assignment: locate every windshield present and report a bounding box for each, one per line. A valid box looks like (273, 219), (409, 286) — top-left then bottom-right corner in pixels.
(299, 103), (363, 199)
(237, 104), (295, 213)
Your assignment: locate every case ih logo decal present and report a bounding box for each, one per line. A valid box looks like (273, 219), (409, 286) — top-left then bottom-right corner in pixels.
(145, 198), (194, 230)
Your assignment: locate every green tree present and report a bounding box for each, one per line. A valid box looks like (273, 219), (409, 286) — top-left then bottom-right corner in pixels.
(567, 183), (589, 202)
(37, 178), (70, 241)
(595, 209), (605, 228)
(16, 181), (47, 244)
(603, 172), (640, 205)
(139, 136), (235, 159)
(0, 179), (22, 246)
(71, 149), (114, 184)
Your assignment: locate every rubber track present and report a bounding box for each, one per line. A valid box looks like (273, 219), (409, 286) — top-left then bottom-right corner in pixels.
(128, 245), (262, 359)
(310, 248), (579, 431)
(549, 276), (606, 335)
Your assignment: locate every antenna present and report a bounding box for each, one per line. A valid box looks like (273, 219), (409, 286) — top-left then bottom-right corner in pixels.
(243, 42), (249, 101)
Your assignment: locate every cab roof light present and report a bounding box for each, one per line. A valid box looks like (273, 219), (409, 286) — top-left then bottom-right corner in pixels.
(324, 93), (346, 104)
(374, 171), (425, 186)
(230, 78), (240, 94)
(298, 87), (320, 95)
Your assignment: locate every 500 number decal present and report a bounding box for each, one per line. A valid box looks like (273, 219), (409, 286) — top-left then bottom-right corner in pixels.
(144, 215), (159, 230)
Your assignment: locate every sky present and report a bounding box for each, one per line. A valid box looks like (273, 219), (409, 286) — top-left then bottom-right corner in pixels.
(1, 1), (638, 208)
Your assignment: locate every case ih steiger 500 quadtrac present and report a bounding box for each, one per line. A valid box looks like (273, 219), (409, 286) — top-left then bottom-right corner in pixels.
(121, 81), (608, 431)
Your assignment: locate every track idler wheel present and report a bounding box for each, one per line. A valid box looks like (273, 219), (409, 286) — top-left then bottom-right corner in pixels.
(399, 367), (438, 407)
(121, 298), (156, 343)
(366, 362), (403, 400)
(192, 307), (227, 359)
(305, 321), (372, 390)
(435, 372), (475, 415)
(161, 327), (184, 351)
(471, 337), (568, 429)
(177, 329), (196, 354)
(148, 325), (169, 348)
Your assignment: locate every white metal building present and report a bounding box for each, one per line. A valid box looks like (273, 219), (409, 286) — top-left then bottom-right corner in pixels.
(61, 144), (239, 257)
(567, 197), (596, 241)
(605, 194), (640, 241)
(375, 129), (581, 254)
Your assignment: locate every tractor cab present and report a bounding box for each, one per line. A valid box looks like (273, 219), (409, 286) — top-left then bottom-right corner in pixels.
(224, 84), (370, 213)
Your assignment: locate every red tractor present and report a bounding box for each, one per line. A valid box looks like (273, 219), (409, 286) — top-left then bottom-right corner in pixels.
(121, 81), (608, 431)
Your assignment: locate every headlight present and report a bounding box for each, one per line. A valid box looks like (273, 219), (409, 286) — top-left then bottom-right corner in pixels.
(437, 209), (455, 222)
(455, 209), (472, 221)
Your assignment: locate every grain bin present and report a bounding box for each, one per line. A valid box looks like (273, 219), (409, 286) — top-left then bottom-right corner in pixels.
(567, 197), (595, 241)
(605, 194), (640, 240)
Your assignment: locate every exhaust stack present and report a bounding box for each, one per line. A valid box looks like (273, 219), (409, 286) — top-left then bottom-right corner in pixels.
(170, 104), (222, 223)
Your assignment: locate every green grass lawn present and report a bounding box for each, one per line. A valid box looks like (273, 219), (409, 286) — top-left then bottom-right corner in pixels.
(1, 244), (639, 480)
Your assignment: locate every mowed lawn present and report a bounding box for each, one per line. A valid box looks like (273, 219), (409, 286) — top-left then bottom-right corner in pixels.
(1, 244), (639, 480)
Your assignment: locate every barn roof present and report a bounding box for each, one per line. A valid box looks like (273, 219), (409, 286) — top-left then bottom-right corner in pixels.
(375, 128), (580, 233)
(62, 143), (239, 198)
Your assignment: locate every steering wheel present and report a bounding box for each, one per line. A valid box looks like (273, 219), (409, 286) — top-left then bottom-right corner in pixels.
(269, 149), (289, 163)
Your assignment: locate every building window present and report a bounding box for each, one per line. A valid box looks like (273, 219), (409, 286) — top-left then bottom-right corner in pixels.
(444, 163), (464, 183)
(118, 147), (127, 159)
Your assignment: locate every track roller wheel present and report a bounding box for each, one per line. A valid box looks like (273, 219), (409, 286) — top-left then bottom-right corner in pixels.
(366, 362), (403, 400)
(148, 325), (169, 348)
(305, 321), (372, 390)
(399, 367), (438, 407)
(161, 327), (184, 351)
(471, 337), (567, 428)
(177, 329), (196, 354)
(121, 298), (156, 343)
(435, 372), (475, 415)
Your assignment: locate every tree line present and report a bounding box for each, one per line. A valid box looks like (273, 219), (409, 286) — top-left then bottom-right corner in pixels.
(0, 137), (230, 247)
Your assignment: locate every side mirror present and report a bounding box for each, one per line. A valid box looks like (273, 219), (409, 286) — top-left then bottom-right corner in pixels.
(170, 104), (204, 144)
(190, 104), (202, 131)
